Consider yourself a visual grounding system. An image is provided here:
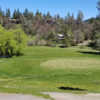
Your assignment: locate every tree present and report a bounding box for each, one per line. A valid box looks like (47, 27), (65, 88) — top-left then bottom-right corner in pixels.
(0, 7), (4, 16)
(0, 25), (27, 57)
(6, 8), (11, 18)
(77, 10), (84, 26)
(35, 10), (42, 21)
(90, 0), (100, 50)
(90, 20), (100, 50)
(93, 33), (100, 50)
(23, 8), (29, 18)
(27, 12), (34, 20)
(72, 11), (85, 44)
(23, 10), (34, 20)
(13, 9), (21, 19)
(13, 9), (17, 19)
(46, 12), (51, 19)
(97, 0), (100, 17)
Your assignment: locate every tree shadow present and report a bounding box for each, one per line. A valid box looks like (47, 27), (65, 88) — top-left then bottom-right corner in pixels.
(0, 55), (12, 58)
(59, 86), (87, 91)
(0, 53), (24, 58)
(78, 51), (100, 55)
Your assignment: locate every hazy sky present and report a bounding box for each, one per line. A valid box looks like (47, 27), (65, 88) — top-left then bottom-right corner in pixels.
(0, 0), (98, 19)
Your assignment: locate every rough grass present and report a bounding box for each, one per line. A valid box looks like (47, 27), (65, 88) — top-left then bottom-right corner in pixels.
(0, 46), (100, 98)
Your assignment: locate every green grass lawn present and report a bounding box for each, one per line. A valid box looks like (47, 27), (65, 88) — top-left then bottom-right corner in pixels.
(0, 46), (100, 98)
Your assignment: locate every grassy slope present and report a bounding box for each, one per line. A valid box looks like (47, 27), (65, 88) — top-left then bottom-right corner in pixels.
(0, 46), (100, 97)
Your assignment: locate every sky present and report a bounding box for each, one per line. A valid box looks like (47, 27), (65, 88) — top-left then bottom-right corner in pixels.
(0, 0), (98, 19)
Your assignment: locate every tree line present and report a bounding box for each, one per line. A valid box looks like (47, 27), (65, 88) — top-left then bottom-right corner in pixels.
(0, 8), (93, 46)
(0, 0), (100, 57)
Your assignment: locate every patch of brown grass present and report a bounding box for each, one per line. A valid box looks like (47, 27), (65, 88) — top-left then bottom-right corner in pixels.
(41, 58), (100, 69)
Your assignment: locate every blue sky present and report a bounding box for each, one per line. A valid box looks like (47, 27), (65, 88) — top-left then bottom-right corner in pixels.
(0, 0), (98, 19)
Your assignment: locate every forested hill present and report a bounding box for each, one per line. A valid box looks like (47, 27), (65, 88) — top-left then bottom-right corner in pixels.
(0, 5), (100, 49)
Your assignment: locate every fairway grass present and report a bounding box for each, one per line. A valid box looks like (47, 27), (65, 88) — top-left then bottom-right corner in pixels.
(0, 46), (100, 98)
(41, 58), (100, 69)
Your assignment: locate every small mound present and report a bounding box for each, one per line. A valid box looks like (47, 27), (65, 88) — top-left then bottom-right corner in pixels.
(41, 58), (100, 69)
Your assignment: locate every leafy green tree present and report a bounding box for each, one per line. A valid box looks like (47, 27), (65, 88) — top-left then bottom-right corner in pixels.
(0, 25), (27, 57)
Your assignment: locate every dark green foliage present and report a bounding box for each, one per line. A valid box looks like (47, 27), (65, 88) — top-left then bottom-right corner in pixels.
(89, 1), (100, 50)
(13, 9), (21, 19)
(23, 8), (29, 18)
(6, 8), (11, 18)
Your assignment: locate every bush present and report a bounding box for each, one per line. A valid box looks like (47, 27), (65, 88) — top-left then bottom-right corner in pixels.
(0, 25), (27, 57)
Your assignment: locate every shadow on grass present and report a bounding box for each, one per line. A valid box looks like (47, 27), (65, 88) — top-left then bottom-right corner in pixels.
(59, 86), (87, 91)
(78, 51), (100, 55)
(0, 53), (24, 58)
